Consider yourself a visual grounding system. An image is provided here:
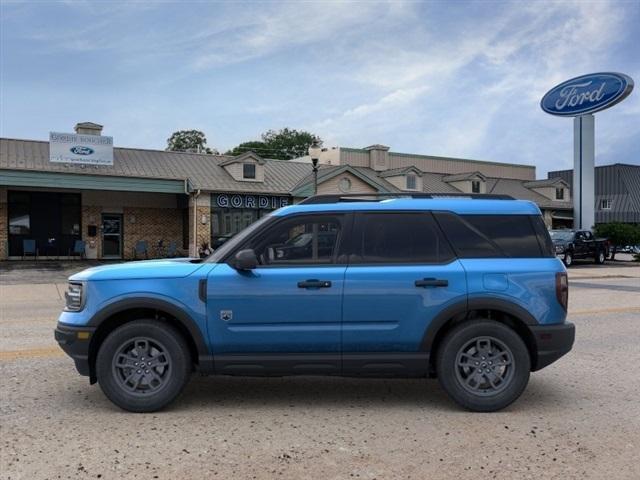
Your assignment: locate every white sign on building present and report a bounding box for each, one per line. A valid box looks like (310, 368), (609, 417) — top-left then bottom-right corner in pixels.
(49, 132), (114, 166)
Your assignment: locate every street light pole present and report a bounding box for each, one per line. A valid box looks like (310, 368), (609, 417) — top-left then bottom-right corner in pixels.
(308, 140), (322, 196)
(312, 158), (319, 194)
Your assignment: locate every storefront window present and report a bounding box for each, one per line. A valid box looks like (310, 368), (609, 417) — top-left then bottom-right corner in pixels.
(7, 191), (81, 257)
(210, 194), (290, 249)
(8, 192), (30, 234)
(212, 208), (271, 248)
(60, 194), (81, 235)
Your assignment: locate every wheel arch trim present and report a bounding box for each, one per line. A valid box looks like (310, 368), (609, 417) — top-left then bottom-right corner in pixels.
(421, 297), (538, 353)
(87, 297), (212, 371)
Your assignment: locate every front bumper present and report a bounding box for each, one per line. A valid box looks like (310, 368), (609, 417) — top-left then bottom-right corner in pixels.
(54, 323), (96, 377)
(530, 322), (575, 371)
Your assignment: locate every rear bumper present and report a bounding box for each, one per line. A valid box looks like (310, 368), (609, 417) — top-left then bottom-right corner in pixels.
(530, 322), (575, 371)
(54, 323), (96, 377)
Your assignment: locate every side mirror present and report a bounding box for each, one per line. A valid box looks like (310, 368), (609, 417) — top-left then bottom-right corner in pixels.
(233, 249), (258, 270)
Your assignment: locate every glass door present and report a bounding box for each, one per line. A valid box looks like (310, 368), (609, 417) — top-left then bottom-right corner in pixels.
(102, 214), (123, 258)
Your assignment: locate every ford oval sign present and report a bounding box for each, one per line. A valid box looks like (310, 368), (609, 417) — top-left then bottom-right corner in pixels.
(541, 72), (633, 116)
(70, 146), (95, 155)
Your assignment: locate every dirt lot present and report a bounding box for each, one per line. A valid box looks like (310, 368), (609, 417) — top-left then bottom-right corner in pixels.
(1, 261), (639, 479)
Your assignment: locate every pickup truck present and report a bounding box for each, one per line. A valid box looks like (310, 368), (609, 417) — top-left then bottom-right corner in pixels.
(549, 230), (609, 267)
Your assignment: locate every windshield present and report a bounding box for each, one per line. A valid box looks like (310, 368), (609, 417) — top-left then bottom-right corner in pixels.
(205, 214), (273, 263)
(549, 231), (574, 241)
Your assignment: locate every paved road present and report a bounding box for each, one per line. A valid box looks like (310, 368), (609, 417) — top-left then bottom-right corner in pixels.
(1, 264), (639, 479)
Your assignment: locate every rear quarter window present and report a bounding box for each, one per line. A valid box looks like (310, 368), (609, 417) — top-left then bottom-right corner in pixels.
(435, 213), (551, 258)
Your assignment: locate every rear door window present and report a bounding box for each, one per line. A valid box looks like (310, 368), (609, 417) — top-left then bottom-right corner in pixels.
(352, 212), (454, 264)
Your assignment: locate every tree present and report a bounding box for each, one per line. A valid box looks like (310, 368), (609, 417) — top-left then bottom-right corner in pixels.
(225, 141), (268, 157)
(166, 130), (216, 154)
(226, 128), (321, 160)
(594, 222), (640, 260)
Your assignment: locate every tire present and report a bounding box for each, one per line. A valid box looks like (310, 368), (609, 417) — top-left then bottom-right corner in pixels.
(595, 250), (606, 265)
(563, 252), (573, 267)
(96, 320), (191, 412)
(436, 320), (530, 412)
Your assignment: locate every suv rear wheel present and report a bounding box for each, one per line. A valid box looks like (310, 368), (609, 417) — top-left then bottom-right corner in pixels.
(436, 320), (530, 412)
(96, 320), (191, 412)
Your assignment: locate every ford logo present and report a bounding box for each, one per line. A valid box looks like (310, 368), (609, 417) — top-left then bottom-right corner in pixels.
(541, 72), (633, 117)
(70, 146), (95, 155)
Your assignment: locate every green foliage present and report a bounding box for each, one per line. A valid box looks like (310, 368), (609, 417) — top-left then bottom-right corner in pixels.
(225, 141), (269, 157)
(166, 130), (216, 154)
(226, 128), (322, 160)
(594, 222), (640, 259)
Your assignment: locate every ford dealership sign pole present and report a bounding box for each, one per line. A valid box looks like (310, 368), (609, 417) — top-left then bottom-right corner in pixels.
(541, 72), (633, 229)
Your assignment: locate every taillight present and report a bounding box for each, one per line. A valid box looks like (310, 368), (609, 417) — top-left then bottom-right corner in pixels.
(556, 272), (568, 310)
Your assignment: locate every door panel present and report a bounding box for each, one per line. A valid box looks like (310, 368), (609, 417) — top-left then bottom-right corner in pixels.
(206, 213), (349, 373)
(341, 211), (468, 375)
(342, 262), (467, 353)
(207, 263), (345, 354)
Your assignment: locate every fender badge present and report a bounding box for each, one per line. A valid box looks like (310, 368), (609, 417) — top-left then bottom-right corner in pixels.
(220, 310), (233, 321)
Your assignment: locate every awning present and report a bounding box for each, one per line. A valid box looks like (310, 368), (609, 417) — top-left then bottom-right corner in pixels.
(0, 169), (188, 194)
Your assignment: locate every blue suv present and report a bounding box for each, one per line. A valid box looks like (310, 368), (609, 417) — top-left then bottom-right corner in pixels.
(55, 194), (574, 412)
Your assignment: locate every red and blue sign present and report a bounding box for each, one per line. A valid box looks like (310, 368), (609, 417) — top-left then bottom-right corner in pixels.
(541, 72), (633, 117)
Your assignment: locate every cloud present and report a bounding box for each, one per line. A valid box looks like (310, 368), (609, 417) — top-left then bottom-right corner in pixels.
(2, 0), (637, 174)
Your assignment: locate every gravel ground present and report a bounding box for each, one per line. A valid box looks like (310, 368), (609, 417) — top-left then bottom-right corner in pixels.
(1, 263), (639, 479)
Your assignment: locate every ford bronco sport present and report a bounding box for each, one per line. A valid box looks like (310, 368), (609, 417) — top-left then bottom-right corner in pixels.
(55, 194), (574, 412)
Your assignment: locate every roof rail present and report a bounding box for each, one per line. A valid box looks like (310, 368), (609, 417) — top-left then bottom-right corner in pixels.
(298, 193), (514, 205)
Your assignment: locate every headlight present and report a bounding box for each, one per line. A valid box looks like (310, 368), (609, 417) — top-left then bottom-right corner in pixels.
(555, 245), (565, 253)
(64, 282), (84, 311)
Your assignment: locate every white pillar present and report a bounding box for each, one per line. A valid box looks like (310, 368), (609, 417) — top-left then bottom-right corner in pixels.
(573, 115), (595, 230)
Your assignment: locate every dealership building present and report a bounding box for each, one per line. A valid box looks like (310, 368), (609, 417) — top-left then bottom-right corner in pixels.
(1, 122), (576, 261)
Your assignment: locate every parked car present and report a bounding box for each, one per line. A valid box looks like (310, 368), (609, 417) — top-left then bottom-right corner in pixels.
(549, 229), (609, 267)
(55, 194), (574, 413)
(617, 245), (640, 254)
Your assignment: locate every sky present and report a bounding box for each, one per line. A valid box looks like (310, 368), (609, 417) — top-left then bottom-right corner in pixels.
(1, 0), (639, 177)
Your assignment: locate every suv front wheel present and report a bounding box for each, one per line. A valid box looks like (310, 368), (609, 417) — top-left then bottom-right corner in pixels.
(96, 320), (191, 412)
(436, 320), (530, 412)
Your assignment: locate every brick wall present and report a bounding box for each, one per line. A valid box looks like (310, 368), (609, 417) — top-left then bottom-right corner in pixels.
(188, 193), (212, 256)
(0, 188), (7, 260)
(81, 205), (103, 259)
(123, 207), (183, 260)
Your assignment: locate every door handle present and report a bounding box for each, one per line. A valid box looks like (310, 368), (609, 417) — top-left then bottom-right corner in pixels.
(298, 279), (332, 289)
(415, 278), (448, 288)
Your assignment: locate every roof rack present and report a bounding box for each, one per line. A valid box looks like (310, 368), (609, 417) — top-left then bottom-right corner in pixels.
(298, 193), (514, 205)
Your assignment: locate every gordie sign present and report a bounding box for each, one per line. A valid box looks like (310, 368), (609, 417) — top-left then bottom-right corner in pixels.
(213, 193), (289, 209)
(541, 72), (633, 116)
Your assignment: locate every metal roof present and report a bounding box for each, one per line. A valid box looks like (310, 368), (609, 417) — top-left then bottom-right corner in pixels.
(443, 171), (487, 182)
(548, 163), (640, 222)
(0, 137), (576, 212)
(0, 137), (310, 195)
(523, 178), (567, 188)
(378, 166), (423, 178)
